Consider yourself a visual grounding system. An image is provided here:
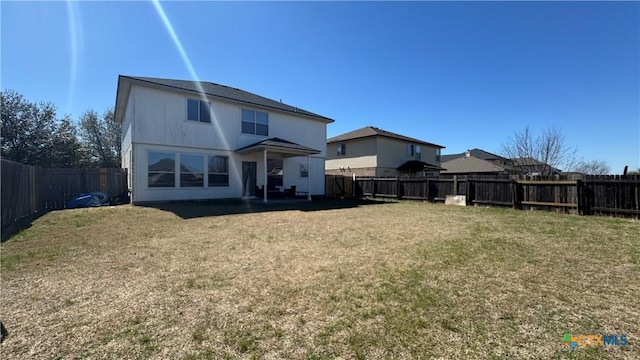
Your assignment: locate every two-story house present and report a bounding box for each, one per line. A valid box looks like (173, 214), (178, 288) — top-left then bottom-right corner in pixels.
(325, 126), (445, 177)
(114, 76), (334, 203)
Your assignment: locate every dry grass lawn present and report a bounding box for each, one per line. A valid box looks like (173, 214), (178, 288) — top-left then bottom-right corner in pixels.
(1, 199), (638, 359)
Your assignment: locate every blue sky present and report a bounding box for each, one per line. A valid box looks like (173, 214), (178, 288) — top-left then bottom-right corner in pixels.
(2, 1), (638, 172)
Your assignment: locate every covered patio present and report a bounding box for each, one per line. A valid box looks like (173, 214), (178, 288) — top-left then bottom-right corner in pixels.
(236, 138), (320, 202)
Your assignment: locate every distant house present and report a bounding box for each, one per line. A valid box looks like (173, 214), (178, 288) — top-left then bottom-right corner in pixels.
(511, 157), (562, 176)
(441, 149), (515, 175)
(325, 126), (445, 177)
(115, 75), (334, 203)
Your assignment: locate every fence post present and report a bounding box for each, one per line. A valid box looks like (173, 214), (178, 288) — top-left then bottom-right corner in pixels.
(576, 179), (583, 215)
(511, 179), (519, 210)
(426, 178), (430, 201)
(372, 178), (377, 198)
(453, 175), (458, 195)
(466, 179), (473, 206)
(352, 173), (356, 198)
(396, 177), (402, 200)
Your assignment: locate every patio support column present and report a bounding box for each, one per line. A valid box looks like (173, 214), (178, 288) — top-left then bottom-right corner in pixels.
(307, 154), (312, 200)
(263, 149), (268, 202)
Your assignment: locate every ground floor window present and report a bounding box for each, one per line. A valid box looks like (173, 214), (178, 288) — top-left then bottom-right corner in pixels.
(148, 152), (176, 187)
(180, 154), (204, 187)
(208, 155), (229, 186)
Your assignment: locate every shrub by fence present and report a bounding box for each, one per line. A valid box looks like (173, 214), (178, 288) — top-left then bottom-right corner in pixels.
(341, 174), (639, 219)
(1, 159), (128, 229)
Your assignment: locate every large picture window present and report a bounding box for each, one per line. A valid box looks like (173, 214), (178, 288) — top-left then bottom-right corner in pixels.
(148, 152), (176, 187)
(208, 155), (229, 186)
(241, 109), (268, 136)
(180, 154), (204, 187)
(187, 98), (211, 123)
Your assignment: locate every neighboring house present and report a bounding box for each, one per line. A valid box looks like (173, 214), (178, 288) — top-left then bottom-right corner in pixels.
(511, 157), (562, 176)
(325, 126), (445, 177)
(115, 75), (334, 203)
(441, 149), (516, 175)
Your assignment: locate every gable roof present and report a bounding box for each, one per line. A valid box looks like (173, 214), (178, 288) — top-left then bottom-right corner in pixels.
(236, 137), (320, 157)
(114, 75), (334, 124)
(327, 126), (444, 148)
(441, 156), (511, 174)
(441, 148), (509, 163)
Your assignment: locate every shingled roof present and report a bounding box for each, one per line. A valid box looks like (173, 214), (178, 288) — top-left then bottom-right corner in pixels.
(236, 137), (320, 155)
(327, 126), (444, 148)
(441, 156), (512, 174)
(115, 75), (334, 124)
(440, 148), (509, 163)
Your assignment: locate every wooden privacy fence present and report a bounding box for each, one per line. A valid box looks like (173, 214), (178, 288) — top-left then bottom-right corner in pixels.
(1, 159), (128, 229)
(325, 175), (355, 199)
(342, 175), (640, 218)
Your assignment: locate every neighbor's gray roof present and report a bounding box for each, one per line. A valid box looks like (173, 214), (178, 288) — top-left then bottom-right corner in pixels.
(115, 75), (334, 123)
(327, 126), (444, 148)
(511, 157), (562, 173)
(236, 137), (320, 155)
(441, 156), (511, 174)
(441, 148), (509, 163)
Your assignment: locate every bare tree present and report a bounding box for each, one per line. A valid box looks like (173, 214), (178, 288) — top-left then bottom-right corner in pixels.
(574, 160), (611, 175)
(500, 126), (579, 175)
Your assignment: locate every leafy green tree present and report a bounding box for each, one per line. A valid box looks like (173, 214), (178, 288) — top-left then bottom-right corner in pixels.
(1, 89), (58, 166)
(48, 115), (85, 167)
(78, 107), (120, 167)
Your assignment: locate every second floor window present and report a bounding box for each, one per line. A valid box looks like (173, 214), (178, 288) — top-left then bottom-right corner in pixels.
(407, 144), (415, 157)
(242, 109), (268, 136)
(187, 98), (211, 123)
(408, 144), (421, 159)
(337, 144), (346, 156)
(436, 148), (441, 162)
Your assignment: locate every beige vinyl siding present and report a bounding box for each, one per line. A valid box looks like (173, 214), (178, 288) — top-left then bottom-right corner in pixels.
(325, 137), (378, 170)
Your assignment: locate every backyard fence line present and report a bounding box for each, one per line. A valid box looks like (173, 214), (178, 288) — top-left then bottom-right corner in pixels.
(326, 174), (639, 219)
(325, 174), (356, 199)
(1, 159), (129, 230)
